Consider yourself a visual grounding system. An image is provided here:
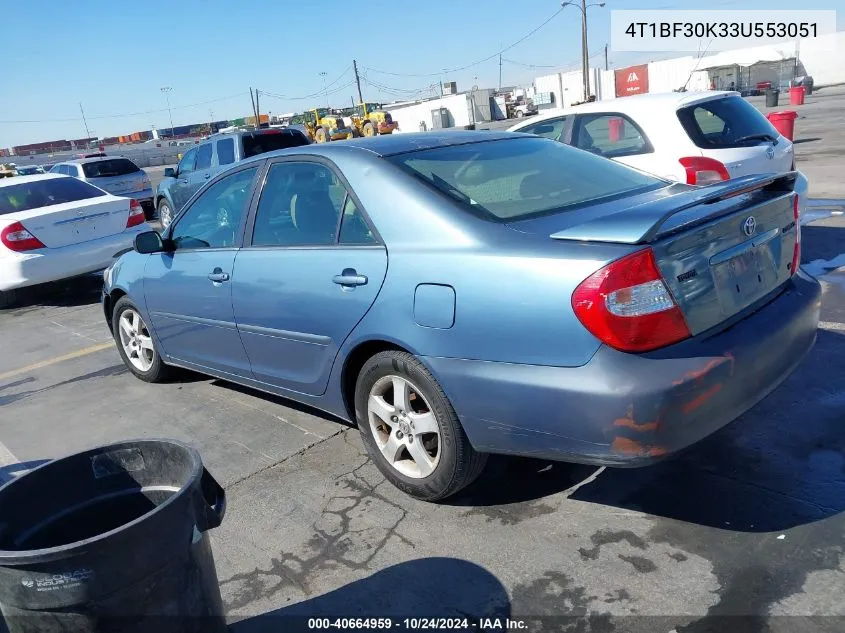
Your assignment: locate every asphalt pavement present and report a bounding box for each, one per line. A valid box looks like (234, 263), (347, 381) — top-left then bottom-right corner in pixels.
(2, 88), (845, 631)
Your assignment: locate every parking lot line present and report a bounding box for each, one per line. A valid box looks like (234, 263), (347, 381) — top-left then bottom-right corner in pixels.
(0, 441), (17, 468)
(0, 342), (114, 382)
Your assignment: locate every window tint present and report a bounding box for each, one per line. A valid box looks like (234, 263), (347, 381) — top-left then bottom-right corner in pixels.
(216, 138), (235, 165)
(170, 167), (257, 250)
(177, 148), (197, 175)
(519, 116), (568, 141)
(242, 130), (310, 159)
(573, 114), (650, 158)
(67, 165), (80, 177)
(677, 96), (778, 149)
(0, 177), (106, 215)
(81, 158), (140, 178)
(195, 143), (213, 170)
(251, 162), (344, 247)
(388, 137), (662, 222)
(338, 196), (377, 245)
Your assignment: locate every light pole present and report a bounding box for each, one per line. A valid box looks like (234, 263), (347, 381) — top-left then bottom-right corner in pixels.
(160, 87), (175, 138)
(562, 1), (605, 101)
(319, 72), (328, 109)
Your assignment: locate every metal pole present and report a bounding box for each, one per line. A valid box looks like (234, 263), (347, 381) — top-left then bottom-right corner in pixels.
(320, 72), (328, 108)
(581, 0), (590, 100)
(255, 89), (261, 126)
(605, 44), (609, 71)
(161, 87), (174, 139)
(249, 88), (257, 123)
(499, 53), (503, 91)
(353, 60), (364, 104)
(78, 103), (92, 147)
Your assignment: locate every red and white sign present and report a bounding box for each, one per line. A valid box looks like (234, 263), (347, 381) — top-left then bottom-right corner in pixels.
(615, 64), (650, 98)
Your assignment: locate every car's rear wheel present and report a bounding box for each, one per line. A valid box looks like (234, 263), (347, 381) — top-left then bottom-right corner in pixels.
(113, 297), (170, 383)
(157, 199), (174, 228)
(354, 351), (487, 501)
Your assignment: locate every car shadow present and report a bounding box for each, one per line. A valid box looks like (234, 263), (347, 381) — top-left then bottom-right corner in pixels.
(449, 327), (845, 533)
(1, 275), (104, 312)
(228, 557), (510, 633)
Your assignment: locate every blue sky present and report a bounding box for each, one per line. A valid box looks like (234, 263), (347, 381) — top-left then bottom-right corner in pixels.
(0, 0), (841, 147)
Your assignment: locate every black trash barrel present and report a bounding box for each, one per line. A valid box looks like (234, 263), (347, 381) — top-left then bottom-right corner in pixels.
(0, 440), (227, 633)
(765, 88), (780, 107)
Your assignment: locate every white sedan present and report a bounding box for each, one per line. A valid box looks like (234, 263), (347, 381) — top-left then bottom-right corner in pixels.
(0, 174), (148, 307)
(508, 91), (808, 210)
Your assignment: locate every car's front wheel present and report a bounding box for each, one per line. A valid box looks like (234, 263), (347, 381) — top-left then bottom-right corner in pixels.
(113, 297), (170, 383)
(354, 351), (487, 501)
(157, 199), (174, 229)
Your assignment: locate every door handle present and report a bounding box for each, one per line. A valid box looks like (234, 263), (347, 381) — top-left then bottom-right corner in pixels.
(180, 178), (189, 184)
(208, 267), (230, 283)
(333, 268), (368, 287)
(204, 173), (211, 180)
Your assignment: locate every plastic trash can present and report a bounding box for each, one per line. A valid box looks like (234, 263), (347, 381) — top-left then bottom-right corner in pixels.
(789, 86), (805, 106)
(765, 88), (780, 107)
(767, 111), (798, 141)
(0, 439), (227, 633)
(608, 117), (625, 142)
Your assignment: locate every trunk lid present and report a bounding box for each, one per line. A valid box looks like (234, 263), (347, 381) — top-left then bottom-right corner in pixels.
(87, 173), (148, 196)
(703, 140), (794, 178)
(9, 196), (131, 248)
(508, 173), (799, 335)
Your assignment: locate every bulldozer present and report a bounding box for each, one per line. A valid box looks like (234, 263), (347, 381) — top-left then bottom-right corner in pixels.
(296, 109), (353, 143)
(350, 103), (398, 137)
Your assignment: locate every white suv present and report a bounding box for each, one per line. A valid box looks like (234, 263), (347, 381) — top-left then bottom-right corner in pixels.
(508, 91), (808, 207)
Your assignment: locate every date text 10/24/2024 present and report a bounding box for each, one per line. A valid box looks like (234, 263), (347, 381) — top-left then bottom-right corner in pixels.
(307, 618), (528, 630)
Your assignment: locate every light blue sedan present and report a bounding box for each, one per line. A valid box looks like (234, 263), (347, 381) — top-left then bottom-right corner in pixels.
(102, 131), (819, 500)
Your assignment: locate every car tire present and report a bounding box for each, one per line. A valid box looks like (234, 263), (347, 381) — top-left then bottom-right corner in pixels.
(516, 110), (525, 118)
(0, 289), (17, 310)
(157, 199), (174, 228)
(354, 351), (487, 501)
(112, 296), (171, 383)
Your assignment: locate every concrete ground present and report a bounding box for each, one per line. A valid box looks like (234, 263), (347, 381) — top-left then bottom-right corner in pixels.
(2, 88), (845, 631)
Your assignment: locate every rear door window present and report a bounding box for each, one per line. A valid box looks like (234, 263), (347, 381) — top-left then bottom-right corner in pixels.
(195, 143), (213, 170)
(0, 177), (106, 214)
(517, 116), (568, 142)
(677, 96), (778, 149)
(572, 114), (651, 158)
(82, 159), (140, 178)
(242, 131), (310, 159)
(216, 138), (235, 166)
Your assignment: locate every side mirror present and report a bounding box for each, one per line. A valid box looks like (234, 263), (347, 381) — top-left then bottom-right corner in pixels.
(164, 167), (176, 178)
(134, 231), (166, 254)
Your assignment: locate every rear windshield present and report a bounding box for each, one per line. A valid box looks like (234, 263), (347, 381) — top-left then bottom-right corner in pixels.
(677, 96), (778, 149)
(387, 137), (663, 222)
(82, 158), (141, 178)
(0, 177), (106, 215)
(242, 130), (310, 159)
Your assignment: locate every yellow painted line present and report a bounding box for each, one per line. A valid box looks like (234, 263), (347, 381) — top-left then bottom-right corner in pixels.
(0, 342), (114, 382)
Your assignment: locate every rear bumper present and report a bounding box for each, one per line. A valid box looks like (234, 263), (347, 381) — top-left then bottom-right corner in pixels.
(0, 226), (146, 292)
(422, 272), (821, 465)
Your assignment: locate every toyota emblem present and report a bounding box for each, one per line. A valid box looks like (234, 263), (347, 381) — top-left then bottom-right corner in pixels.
(766, 146), (775, 160)
(742, 216), (757, 237)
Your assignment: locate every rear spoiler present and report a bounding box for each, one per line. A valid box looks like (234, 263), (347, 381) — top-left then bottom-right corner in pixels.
(550, 172), (797, 245)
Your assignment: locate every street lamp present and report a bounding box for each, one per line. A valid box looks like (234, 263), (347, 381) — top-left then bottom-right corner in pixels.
(160, 87), (175, 139)
(562, 1), (606, 101)
(319, 72), (328, 108)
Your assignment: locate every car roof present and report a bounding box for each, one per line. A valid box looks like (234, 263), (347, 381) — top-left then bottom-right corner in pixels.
(241, 130), (521, 164)
(0, 173), (65, 187)
(511, 90), (739, 127)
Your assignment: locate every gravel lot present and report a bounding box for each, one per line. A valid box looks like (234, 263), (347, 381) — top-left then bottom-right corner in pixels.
(2, 87), (845, 631)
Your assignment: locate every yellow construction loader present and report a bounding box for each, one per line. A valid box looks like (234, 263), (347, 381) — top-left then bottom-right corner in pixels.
(350, 103), (398, 137)
(299, 109), (353, 143)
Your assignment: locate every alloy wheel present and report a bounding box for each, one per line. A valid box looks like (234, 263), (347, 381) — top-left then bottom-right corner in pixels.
(118, 309), (155, 372)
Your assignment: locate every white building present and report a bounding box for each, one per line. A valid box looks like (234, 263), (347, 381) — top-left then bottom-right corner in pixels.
(383, 89), (501, 133)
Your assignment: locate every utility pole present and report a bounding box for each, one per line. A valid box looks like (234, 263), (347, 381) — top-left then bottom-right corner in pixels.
(353, 59), (364, 104)
(249, 88), (257, 123)
(160, 87), (175, 139)
(499, 53), (503, 90)
(580, 0), (590, 101)
(604, 44), (609, 71)
(319, 72), (329, 109)
(78, 103), (92, 146)
(255, 89), (261, 126)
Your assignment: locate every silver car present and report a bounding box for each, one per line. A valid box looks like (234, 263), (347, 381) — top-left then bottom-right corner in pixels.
(50, 156), (154, 219)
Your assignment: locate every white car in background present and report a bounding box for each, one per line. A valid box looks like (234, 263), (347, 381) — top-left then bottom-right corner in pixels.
(0, 174), (147, 308)
(508, 91), (808, 208)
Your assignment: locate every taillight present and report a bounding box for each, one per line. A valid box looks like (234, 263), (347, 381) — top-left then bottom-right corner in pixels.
(0, 221), (46, 252)
(126, 199), (145, 228)
(679, 156), (731, 185)
(572, 248), (691, 353)
(791, 194), (801, 276)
